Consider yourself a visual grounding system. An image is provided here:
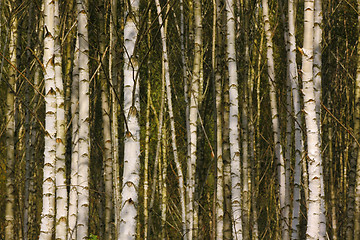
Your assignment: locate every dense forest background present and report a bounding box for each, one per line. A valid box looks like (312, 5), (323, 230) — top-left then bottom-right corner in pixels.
(0, 0), (359, 239)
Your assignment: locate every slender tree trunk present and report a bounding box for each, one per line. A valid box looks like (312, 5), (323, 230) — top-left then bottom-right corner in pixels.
(313, 1), (326, 238)
(96, 3), (113, 238)
(223, 68), (232, 240)
(54, 1), (68, 239)
(187, 0), (202, 238)
(76, 0), (90, 239)
(287, 0), (303, 238)
(68, 34), (79, 240)
(119, 0), (140, 238)
(262, 0), (288, 238)
(302, 1), (326, 239)
(226, 0), (242, 238)
(5, 1), (18, 239)
(253, 15), (264, 239)
(39, 0), (56, 238)
(99, 19), (113, 240)
(180, 0), (191, 235)
(23, 2), (33, 239)
(109, 0), (121, 237)
(213, 0), (224, 238)
(283, 11), (292, 240)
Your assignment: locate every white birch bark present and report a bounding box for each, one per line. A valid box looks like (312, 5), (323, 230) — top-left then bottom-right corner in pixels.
(223, 76), (232, 240)
(101, 37), (113, 240)
(109, 0), (121, 236)
(5, 2), (18, 239)
(39, 0), (56, 238)
(226, 0), (242, 238)
(287, 0), (303, 238)
(302, 1), (326, 239)
(314, 0), (322, 132)
(283, 12), (292, 240)
(262, 0), (288, 238)
(213, 0), (224, 238)
(313, 1), (326, 238)
(119, 0), (140, 238)
(68, 35), (79, 240)
(54, 1), (67, 239)
(187, 0), (202, 238)
(76, 0), (90, 239)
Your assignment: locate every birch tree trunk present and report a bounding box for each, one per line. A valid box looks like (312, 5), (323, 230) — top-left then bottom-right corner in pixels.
(119, 0), (140, 238)
(287, 0), (303, 238)
(283, 12), (292, 240)
(54, 1), (68, 239)
(226, 0), (242, 238)
(302, 1), (326, 239)
(262, 0), (288, 238)
(313, 1), (326, 238)
(39, 0), (56, 238)
(100, 28), (113, 240)
(187, 0), (202, 238)
(223, 76), (233, 240)
(5, 1), (18, 239)
(97, 3), (113, 238)
(76, 0), (90, 239)
(180, 0), (190, 172)
(213, 0), (224, 238)
(68, 35), (79, 240)
(109, 0), (121, 236)
(180, 0), (192, 235)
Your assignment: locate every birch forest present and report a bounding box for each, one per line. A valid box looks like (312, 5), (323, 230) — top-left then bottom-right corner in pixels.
(2, 0), (360, 239)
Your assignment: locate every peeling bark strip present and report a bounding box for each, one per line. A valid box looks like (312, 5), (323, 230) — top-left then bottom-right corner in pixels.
(119, 0), (140, 238)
